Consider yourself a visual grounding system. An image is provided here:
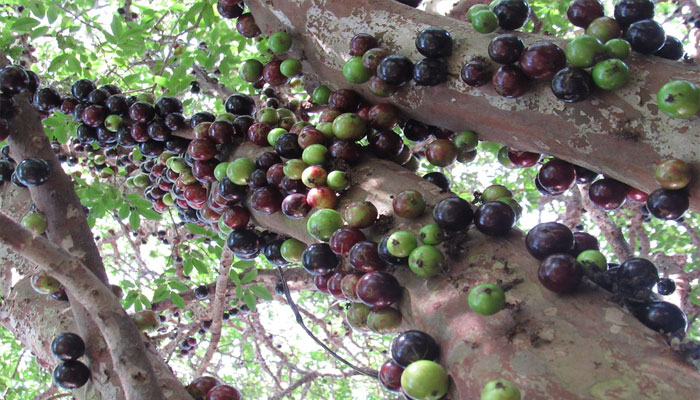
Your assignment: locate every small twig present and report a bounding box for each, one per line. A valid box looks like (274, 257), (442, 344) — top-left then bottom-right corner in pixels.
(196, 253), (233, 375)
(276, 267), (377, 377)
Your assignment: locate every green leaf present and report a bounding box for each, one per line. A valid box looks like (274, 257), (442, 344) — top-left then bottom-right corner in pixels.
(191, 258), (208, 275)
(168, 280), (189, 292)
(151, 285), (171, 303)
(129, 211), (140, 230)
(690, 285), (700, 306)
(229, 268), (241, 285)
(138, 209), (162, 221)
(139, 294), (152, 308)
(183, 258), (194, 275)
(250, 285), (273, 301)
(240, 269), (258, 284)
(243, 290), (257, 311)
(232, 260), (255, 270)
(170, 292), (186, 309)
(111, 15), (123, 37)
(65, 55), (81, 74)
(185, 222), (210, 236)
(118, 203), (131, 219)
(11, 17), (40, 33)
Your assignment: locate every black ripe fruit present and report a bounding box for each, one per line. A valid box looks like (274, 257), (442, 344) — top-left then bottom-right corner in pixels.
(51, 333), (86, 361)
(432, 196), (473, 231)
(493, 0), (530, 31)
(415, 27), (453, 58)
(391, 330), (439, 367)
(53, 360), (91, 389)
(624, 20), (666, 55)
(551, 67), (594, 103)
(526, 222), (574, 260)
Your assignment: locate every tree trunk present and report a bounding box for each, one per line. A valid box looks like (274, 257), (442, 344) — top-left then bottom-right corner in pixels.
(229, 140), (700, 399)
(247, 0), (700, 212)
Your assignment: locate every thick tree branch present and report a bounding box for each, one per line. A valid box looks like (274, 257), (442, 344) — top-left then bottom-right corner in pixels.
(0, 212), (190, 400)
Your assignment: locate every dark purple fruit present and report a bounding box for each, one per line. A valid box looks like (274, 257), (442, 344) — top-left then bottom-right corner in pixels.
(87, 88), (110, 105)
(390, 330), (439, 367)
(656, 278), (675, 296)
(574, 165), (598, 184)
(0, 65), (30, 95)
(15, 158), (51, 186)
(654, 36), (684, 60)
(129, 101), (155, 124)
(551, 67), (594, 103)
(624, 20), (666, 55)
(488, 34), (525, 64)
(225, 93), (256, 115)
(614, 0), (654, 29)
(226, 228), (260, 259)
(194, 285), (210, 300)
(377, 55), (414, 87)
(274, 133), (302, 159)
(493, 0), (530, 30)
(330, 228), (366, 257)
(348, 241), (386, 273)
(474, 201), (515, 236)
(302, 243), (339, 276)
(633, 301), (687, 334)
(369, 130), (404, 158)
(415, 27), (452, 58)
(379, 359), (404, 392)
(461, 59), (493, 87)
(492, 65), (530, 98)
(71, 79), (96, 101)
(423, 172), (450, 191)
(572, 231), (599, 255)
(190, 112), (216, 128)
(281, 193), (311, 219)
(618, 257), (658, 296)
(33, 87), (62, 112)
(567, 0), (605, 28)
(250, 187), (282, 215)
(236, 13), (261, 38)
(356, 271), (402, 307)
(432, 197), (473, 231)
(519, 41), (566, 80)
(328, 89), (361, 113)
(589, 178), (628, 210)
(526, 222), (574, 260)
(53, 360), (90, 389)
(538, 253), (583, 294)
(413, 58), (447, 87)
(350, 33), (379, 57)
(155, 96), (183, 116)
(263, 238), (287, 266)
(81, 105), (106, 127)
(51, 333), (85, 361)
(537, 159), (576, 194)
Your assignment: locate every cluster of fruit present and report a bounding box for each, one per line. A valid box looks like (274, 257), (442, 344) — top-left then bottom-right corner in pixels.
(526, 221), (687, 334)
(186, 375), (242, 400)
(462, 0), (699, 118)
(379, 330), (520, 399)
(0, 64), (53, 187)
(50, 332), (90, 390)
(494, 141), (692, 222)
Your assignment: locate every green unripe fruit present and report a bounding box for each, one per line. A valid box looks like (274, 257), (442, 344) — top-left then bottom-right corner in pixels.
(467, 4), (490, 23)
(30, 271), (61, 294)
(302, 144), (329, 165)
(301, 165), (328, 188)
(654, 158), (692, 189)
(218, 217), (233, 235)
(215, 112), (237, 122)
(283, 159), (307, 180)
(281, 238), (306, 263)
(332, 113), (367, 141)
(280, 58), (302, 77)
(258, 107), (279, 125)
(401, 360), (449, 400)
(214, 162), (229, 181)
(387, 231), (418, 258)
(468, 283), (506, 316)
(565, 35), (607, 68)
(125, 176), (136, 188)
(21, 211), (48, 234)
(169, 158), (187, 174)
(267, 128), (287, 146)
(312, 85), (332, 105)
(576, 250), (607, 272)
(419, 224), (445, 245)
(307, 209), (343, 242)
(277, 108), (295, 120)
(343, 56), (372, 84)
(408, 245), (446, 278)
(94, 154), (106, 165)
(366, 307), (402, 334)
(605, 39), (631, 59)
(268, 31), (292, 54)
(104, 114), (123, 132)
(133, 174), (150, 188)
(327, 170), (349, 191)
(657, 80), (700, 119)
(497, 146), (517, 168)
(592, 59), (629, 91)
(239, 59), (263, 82)
(481, 378), (521, 400)
(227, 158), (256, 185)
(482, 184), (512, 203)
(135, 93), (155, 103)
(162, 193), (174, 206)
(472, 10), (499, 34)
(132, 310), (160, 332)
(453, 130), (478, 152)
(316, 122), (334, 139)
(346, 303), (371, 331)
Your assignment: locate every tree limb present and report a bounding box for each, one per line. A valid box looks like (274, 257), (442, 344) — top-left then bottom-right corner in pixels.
(196, 253), (233, 375)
